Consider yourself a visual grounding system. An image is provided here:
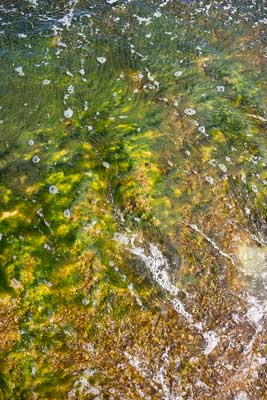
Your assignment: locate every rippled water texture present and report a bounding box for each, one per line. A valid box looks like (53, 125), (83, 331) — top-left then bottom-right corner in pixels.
(0, 1), (267, 399)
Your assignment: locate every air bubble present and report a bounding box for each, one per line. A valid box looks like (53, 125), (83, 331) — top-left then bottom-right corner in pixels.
(63, 209), (71, 218)
(64, 108), (73, 118)
(216, 85), (225, 92)
(49, 185), (59, 195)
(198, 126), (206, 134)
(97, 57), (106, 64)
(218, 163), (227, 173)
(184, 108), (196, 116)
(174, 70), (183, 77)
(15, 66), (24, 76)
(32, 155), (40, 164)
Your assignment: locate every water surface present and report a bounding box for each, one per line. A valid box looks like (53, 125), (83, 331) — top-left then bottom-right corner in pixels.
(0, 1), (267, 399)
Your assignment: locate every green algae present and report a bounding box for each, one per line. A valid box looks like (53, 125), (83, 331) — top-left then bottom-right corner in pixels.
(1, 1), (267, 399)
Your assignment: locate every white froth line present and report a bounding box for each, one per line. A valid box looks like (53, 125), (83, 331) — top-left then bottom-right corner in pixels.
(246, 113), (267, 122)
(127, 283), (144, 308)
(131, 244), (195, 325)
(124, 349), (184, 399)
(185, 223), (235, 265)
(114, 233), (195, 325)
(130, 244), (179, 296)
(114, 232), (222, 355)
(123, 352), (158, 391)
(203, 330), (220, 355)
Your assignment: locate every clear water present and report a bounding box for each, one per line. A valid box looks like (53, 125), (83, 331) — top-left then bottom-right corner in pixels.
(0, 1), (267, 399)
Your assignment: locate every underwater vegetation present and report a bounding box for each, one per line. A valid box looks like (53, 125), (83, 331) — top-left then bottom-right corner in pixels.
(0, 0), (267, 399)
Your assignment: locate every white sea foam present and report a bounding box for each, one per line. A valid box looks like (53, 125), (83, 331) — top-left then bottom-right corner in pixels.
(114, 232), (223, 351)
(233, 391), (248, 400)
(114, 233), (196, 326)
(203, 330), (220, 355)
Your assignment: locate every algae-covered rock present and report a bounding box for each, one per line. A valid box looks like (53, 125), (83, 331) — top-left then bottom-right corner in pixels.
(0, 1), (267, 399)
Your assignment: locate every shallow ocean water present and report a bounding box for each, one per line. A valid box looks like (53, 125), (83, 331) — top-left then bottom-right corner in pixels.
(0, 0), (267, 399)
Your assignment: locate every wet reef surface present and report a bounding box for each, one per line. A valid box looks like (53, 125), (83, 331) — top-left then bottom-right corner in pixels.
(0, 1), (267, 399)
